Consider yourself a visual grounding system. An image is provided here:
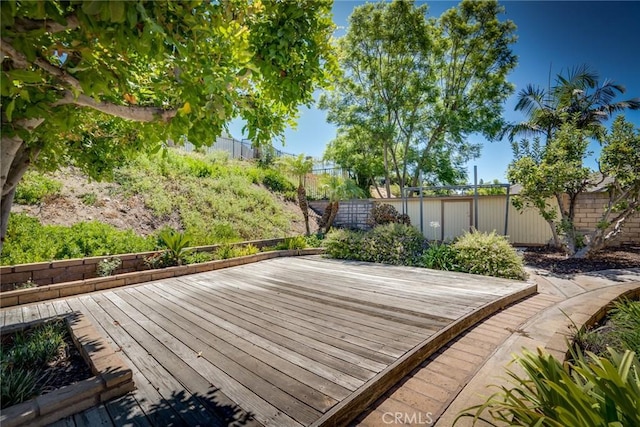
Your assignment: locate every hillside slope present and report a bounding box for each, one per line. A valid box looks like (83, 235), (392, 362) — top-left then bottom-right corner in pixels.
(11, 150), (313, 243)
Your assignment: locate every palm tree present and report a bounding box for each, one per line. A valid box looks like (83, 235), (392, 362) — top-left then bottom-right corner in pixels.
(504, 65), (640, 143)
(277, 154), (314, 235)
(320, 175), (365, 233)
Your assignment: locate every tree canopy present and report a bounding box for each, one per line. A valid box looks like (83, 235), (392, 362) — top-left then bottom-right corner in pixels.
(320, 0), (516, 196)
(0, 0), (336, 250)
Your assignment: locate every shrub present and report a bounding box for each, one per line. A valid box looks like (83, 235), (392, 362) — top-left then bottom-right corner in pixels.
(214, 243), (259, 260)
(0, 320), (67, 409)
(324, 229), (366, 260)
(367, 203), (411, 227)
(97, 257), (122, 277)
(456, 348), (640, 426)
(325, 224), (425, 266)
(183, 251), (214, 265)
(14, 171), (62, 205)
(276, 236), (307, 250)
(304, 233), (325, 248)
(1, 214), (156, 265)
(453, 231), (526, 280)
(262, 169), (296, 194)
(420, 243), (459, 271)
(364, 223), (426, 265)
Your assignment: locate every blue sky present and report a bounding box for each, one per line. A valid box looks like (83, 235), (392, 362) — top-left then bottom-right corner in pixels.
(229, 1), (640, 182)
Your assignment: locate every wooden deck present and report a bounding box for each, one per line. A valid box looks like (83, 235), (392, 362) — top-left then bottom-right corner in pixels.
(0, 256), (535, 427)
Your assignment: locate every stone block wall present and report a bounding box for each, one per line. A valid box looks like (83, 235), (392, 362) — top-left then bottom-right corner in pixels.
(573, 192), (640, 246)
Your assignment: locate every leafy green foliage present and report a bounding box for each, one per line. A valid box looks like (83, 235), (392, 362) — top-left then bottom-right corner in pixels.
(419, 243), (459, 271)
(453, 231), (526, 280)
(574, 298), (640, 357)
(157, 229), (191, 266)
(304, 233), (325, 248)
(321, 0), (516, 190)
(1, 320), (68, 409)
(275, 236), (307, 250)
(325, 224), (426, 266)
(114, 150), (296, 245)
(14, 171), (62, 205)
(80, 192), (98, 206)
(1, 214), (155, 265)
(183, 251), (214, 265)
(456, 348), (640, 427)
(96, 257), (121, 277)
(214, 244), (259, 260)
(0, 0), (337, 252)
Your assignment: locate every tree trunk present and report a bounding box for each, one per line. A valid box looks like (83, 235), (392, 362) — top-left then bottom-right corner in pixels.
(325, 201), (340, 233)
(1, 136), (39, 252)
(297, 185), (310, 236)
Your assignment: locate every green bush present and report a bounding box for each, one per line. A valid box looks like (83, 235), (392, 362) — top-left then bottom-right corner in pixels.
(453, 231), (526, 280)
(1, 214), (155, 265)
(15, 171), (62, 205)
(364, 223), (426, 265)
(157, 228), (192, 266)
(304, 233), (325, 248)
(325, 224), (425, 266)
(262, 169), (296, 194)
(97, 257), (122, 277)
(276, 236), (307, 250)
(456, 348), (640, 426)
(324, 228), (366, 260)
(183, 251), (214, 264)
(420, 243), (459, 271)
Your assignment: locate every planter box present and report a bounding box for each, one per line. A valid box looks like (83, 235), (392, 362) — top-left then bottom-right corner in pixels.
(0, 313), (134, 427)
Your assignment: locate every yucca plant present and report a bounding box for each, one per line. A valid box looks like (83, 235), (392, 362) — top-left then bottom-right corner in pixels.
(455, 347), (640, 426)
(158, 229), (192, 266)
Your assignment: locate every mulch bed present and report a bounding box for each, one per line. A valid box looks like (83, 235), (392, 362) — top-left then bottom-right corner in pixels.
(522, 245), (640, 274)
(41, 331), (93, 394)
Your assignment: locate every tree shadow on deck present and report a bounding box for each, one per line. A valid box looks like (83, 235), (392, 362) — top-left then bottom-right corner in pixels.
(104, 388), (258, 427)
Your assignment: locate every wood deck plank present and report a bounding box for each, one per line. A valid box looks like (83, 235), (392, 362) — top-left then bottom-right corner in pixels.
(124, 286), (349, 403)
(180, 277), (409, 357)
(111, 289), (323, 425)
(89, 293), (244, 427)
(141, 283), (365, 391)
(173, 278), (395, 368)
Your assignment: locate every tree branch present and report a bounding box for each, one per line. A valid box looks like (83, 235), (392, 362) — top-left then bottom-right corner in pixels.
(13, 15), (80, 34)
(52, 91), (177, 123)
(1, 38), (82, 90)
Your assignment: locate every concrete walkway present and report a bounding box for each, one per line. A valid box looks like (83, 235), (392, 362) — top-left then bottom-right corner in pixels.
(353, 267), (640, 426)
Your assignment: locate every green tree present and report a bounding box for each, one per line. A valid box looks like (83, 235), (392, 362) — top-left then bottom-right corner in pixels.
(504, 65), (640, 143)
(318, 176), (364, 233)
(508, 116), (640, 257)
(321, 0), (516, 196)
(506, 67), (639, 255)
(277, 154), (313, 235)
(0, 0), (336, 252)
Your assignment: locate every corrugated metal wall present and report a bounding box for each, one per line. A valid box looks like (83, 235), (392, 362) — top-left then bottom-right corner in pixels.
(380, 196), (556, 245)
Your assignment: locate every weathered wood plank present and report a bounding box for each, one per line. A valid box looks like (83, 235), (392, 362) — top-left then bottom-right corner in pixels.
(51, 299), (75, 316)
(3, 306), (23, 327)
(22, 304), (41, 323)
(104, 393), (153, 427)
(174, 278), (394, 369)
(153, 282), (378, 381)
(110, 289), (322, 425)
(37, 300), (56, 319)
(140, 283), (364, 392)
(66, 297), (187, 427)
(87, 293), (229, 427)
(181, 277), (409, 357)
(74, 404), (113, 427)
(124, 286), (348, 404)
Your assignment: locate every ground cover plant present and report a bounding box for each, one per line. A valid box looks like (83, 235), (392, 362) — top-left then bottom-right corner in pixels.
(2, 150), (304, 265)
(0, 320), (91, 409)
